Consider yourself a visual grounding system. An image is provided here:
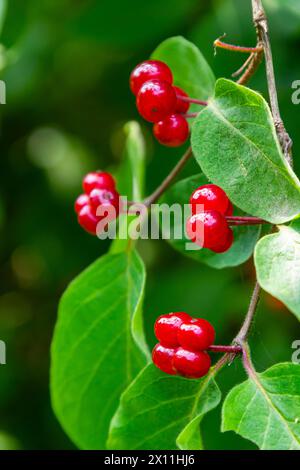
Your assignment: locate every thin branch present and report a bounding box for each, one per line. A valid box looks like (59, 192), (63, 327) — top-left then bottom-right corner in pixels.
(232, 52), (255, 77)
(237, 48), (263, 85)
(214, 38), (263, 54)
(252, 0), (293, 165)
(234, 281), (261, 344)
(177, 96), (207, 106)
(143, 146), (193, 207)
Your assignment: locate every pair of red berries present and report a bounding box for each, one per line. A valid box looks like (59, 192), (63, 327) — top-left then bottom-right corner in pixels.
(152, 312), (215, 379)
(74, 171), (121, 235)
(130, 60), (190, 147)
(186, 184), (234, 253)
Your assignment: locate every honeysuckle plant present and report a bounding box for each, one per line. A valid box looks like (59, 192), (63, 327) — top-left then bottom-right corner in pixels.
(50, 0), (300, 450)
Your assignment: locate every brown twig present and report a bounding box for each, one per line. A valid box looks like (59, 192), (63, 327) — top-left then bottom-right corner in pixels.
(214, 38), (263, 54)
(234, 281), (261, 345)
(237, 48), (263, 85)
(252, 0), (293, 165)
(232, 53), (255, 77)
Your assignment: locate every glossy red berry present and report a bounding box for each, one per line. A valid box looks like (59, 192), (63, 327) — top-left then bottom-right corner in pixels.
(78, 205), (99, 235)
(186, 210), (229, 250)
(153, 114), (189, 147)
(130, 60), (173, 96)
(83, 171), (115, 195)
(212, 228), (234, 253)
(173, 86), (190, 113)
(178, 318), (215, 351)
(74, 194), (89, 214)
(136, 79), (176, 123)
(89, 188), (120, 214)
(152, 344), (177, 375)
(154, 312), (191, 348)
(173, 348), (211, 379)
(190, 184), (230, 216)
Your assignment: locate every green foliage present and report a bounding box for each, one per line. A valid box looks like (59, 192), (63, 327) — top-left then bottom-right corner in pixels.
(117, 121), (145, 202)
(107, 364), (221, 450)
(111, 121), (146, 254)
(152, 36), (215, 102)
(222, 363), (300, 450)
(69, 0), (198, 48)
(51, 250), (148, 449)
(161, 174), (260, 269)
(191, 79), (300, 224)
(255, 220), (300, 319)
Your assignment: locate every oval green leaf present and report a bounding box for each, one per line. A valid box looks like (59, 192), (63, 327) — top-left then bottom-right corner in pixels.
(50, 250), (148, 449)
(222, 362), (300, 450)
(191, 78), (300, 224)
(107, 364), (221, 450)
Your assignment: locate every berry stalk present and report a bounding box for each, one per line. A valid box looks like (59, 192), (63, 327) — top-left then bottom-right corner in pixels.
(183, 112), (199, 118)
(226, 215), (268, 226)
(176, 95), (208, 106)
(208, 345), (242, 354)
(214, 38), (263, 54)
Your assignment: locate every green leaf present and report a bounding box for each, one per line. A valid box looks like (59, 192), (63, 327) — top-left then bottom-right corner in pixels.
(50, 250), (149, 449)
(222, 362), (300, 450)
(254, 222), (300, 320)
(191, 78), (300, 224)
(111, 121), (146, 255)
(117, 121), (145, 202)
(161, 174), (260, 269)
(152, 36), (215, 102)
(107, 364), (221, 450)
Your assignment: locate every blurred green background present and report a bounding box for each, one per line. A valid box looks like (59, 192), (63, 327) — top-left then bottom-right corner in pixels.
(0, 0), (300, 450)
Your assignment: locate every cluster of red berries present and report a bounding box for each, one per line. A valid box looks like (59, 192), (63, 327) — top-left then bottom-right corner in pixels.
(152, 312), (215, 379)
(74, 171), (121, 235)
(186, 184), (234, 253)
(130, 60), (190, 147)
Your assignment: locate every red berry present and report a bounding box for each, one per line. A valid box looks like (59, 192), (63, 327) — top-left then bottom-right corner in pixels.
(190, 184), (230, 215)
(152, 344), (177, 375)
(130, 60), (173, 96)
(136, 79), (176, 123)
(186, 210), (229, 250)
(225, 201), (234, 216)
(74, 194), (89, 214)
(154, 312), (191, 348)
(211, 228), (234, 253)
(89, 188), (120, 214)
(78, 205), (99, 235)
(178, 318), (215, 351)
(153, 114), (189, 147)
(173, 86), (190, 113)
(83, 171), (115, 194)
(173, 348), (211, 379)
